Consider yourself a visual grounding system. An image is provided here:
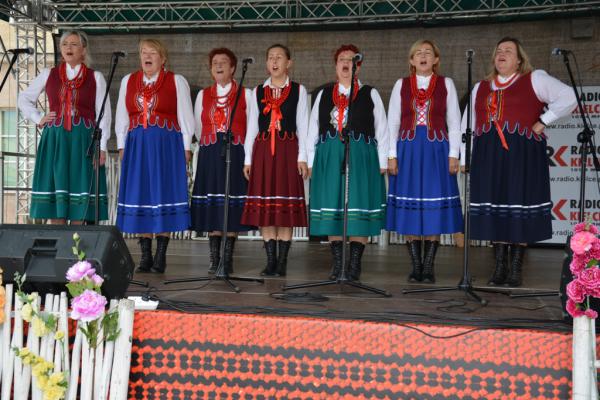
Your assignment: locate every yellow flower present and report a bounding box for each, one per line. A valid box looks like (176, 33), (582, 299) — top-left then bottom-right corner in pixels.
(48, 371), (65, 386)
(18, 347), (31, 357)
(32, 316), (50, 337)
(32, 361), (49, 378)
(54, 331), (65, 341)
(22, 354), (33, 365)
(21, 303), (34, 323)
(27, 293), (38, 302)
(36, 374), (48, 390)
(43, 383), (67, 400)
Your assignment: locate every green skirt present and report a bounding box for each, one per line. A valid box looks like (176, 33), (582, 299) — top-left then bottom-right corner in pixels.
(30, 121), (108, 221)
(309, 133), (385, 236)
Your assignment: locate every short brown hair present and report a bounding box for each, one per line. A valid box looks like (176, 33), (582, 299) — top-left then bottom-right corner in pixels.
(266, 44), (291, 60)
(208, 47), (238, 74)
(334, 44), (362, 66)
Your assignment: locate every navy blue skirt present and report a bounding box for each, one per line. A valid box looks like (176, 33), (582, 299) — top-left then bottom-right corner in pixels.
(386, 125), (463, 235)
(470, 128), (552, 243)
(191, 133), (255, 232)
(116, 125), (190, 234)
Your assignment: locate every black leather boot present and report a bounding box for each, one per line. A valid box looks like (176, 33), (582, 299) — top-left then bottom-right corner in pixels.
(275, 240), (291, 277)
(422, 240), (439, 283)
(151, 235), (170, 273)
(505, 244), (526, 287)
(260, 239), (278, 276)
(406, 240), (423, 282)
(488, 243), (509, 285)
(329, 241), (343, 280)
(208, 235), (222, 274)
(136, 237), (153, 273)
(223, 236), (236, 274)
(348, 241), (365, 281)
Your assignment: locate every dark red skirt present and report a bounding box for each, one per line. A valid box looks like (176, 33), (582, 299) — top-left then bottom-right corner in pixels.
(241, 133), (307, 227)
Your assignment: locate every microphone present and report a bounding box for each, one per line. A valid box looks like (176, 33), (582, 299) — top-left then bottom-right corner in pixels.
(242, 57), (255, 64)
(112, 51), (127, 58)
(352, 53), (363, 63)
(552, 48), (570, 56)
(7, 47), (33, 55)
(466, 49), (475, 58)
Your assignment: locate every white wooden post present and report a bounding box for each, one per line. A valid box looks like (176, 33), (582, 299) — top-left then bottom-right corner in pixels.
(109, 299), (135, 400)
(0, 284), (13, 400)
(573, 315), (599, 399)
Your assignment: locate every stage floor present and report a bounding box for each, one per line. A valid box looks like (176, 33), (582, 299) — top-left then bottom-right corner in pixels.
(125, 239), (569, 332)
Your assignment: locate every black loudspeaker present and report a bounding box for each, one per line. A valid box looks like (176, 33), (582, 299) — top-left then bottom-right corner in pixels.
(0, 224), (134, 299)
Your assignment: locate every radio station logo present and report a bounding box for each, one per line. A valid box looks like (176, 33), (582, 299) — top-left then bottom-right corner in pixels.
(552, 199), (600, 222)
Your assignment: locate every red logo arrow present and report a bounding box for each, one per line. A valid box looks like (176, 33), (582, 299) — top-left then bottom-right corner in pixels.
(552, 199), (567, 220)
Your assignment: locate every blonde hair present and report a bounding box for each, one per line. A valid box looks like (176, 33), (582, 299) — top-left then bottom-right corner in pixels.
(138, 39), (169, 67)
(486, 37), (533, 80)
(408, 39), (441, 75)
(59, 30), (92, 65)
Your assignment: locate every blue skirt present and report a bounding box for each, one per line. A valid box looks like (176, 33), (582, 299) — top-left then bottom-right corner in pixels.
(116, 125), (190, 234)
(386, 125), (463, 236)
(191, 133), (255, 232)
(470, 127), (552, 243)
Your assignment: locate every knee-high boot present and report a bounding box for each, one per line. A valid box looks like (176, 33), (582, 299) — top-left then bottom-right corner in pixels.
(136, 237), (153, 273)
(260, 239), (278, 276)
(151, 236), (170, 273)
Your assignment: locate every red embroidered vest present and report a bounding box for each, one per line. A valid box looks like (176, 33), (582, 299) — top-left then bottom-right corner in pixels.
(200, 84), (247, 145)
(474, 72), (545, 141)
(46, 65), (96, 127)
(398, 76), (448, 142)
(125, 70), (180, 131)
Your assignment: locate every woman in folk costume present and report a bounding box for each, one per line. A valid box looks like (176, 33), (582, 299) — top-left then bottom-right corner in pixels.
(18, 30), (110, 223)
(115, 39), (194, 273)
(465, 37), (576, 287)
(191, 48), (254, 274)
(242, 44), (309, 277)
(386, 39), (463, 283)
(307, 44), (389, 282)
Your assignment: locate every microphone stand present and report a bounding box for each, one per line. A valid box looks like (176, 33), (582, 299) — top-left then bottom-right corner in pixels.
(512, 50), (600, 300)
(165, 60), (264, 292)
(86, 53), (121, 225)
(0, 51), (20, 93)
(402, 51), (505, 304)
(282, 58), (390, 297)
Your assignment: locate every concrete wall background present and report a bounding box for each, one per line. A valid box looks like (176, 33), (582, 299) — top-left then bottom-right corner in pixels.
(84, 16), (600, 149)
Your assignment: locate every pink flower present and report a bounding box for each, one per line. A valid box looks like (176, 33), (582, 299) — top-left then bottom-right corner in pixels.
(578, 267), (600, 290)
(566, 299), (586, 318)
(585, 308), (598, 319)
(571, 231), (598, 255)
(70, 290), (107, 322)
(66, 261), (95, 282)
(90, 274), (104, 287)
(574, 222), (599, 234)
(570, 254), (587, 276)
(566, 279), (587, 303)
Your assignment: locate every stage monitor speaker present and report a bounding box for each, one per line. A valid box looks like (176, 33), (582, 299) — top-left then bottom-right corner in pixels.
(0, 224), (134, 299)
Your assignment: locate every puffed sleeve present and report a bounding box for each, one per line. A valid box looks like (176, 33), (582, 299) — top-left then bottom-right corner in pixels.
(174, 74), (195, 151)
(307, 89), (323, 168)
(17, 68), (51, 125)
(371, 88), (389, 169)
(114, 74), (131, 150)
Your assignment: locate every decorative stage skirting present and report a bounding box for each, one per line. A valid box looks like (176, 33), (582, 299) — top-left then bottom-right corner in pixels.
(128, 311), (571, 399)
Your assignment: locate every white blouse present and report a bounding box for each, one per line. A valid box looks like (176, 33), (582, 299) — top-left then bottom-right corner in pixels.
(307, 81), (390, 169)
(387, 75), (462, 159)
(114, 71), (195, 150)
(244, 77), (310, 165)
(17, 64), (112, 151)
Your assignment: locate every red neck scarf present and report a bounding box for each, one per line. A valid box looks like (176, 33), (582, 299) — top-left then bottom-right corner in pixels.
(488, 74), (519, 151)
(59, 62), (87, 131)
(211, 81), (237, 130)
(137, 68), (166, 129)
(261, 83), (291, 155)
(410, 73), (437, 108)
(332, 79), (359, 136)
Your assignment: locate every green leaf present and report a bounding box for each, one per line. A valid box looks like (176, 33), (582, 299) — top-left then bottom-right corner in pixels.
(72, 246), (78, 257)
(79, 250), (86, 261)
(588, 259), (598, 267)
(66, 282), (85, 297)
